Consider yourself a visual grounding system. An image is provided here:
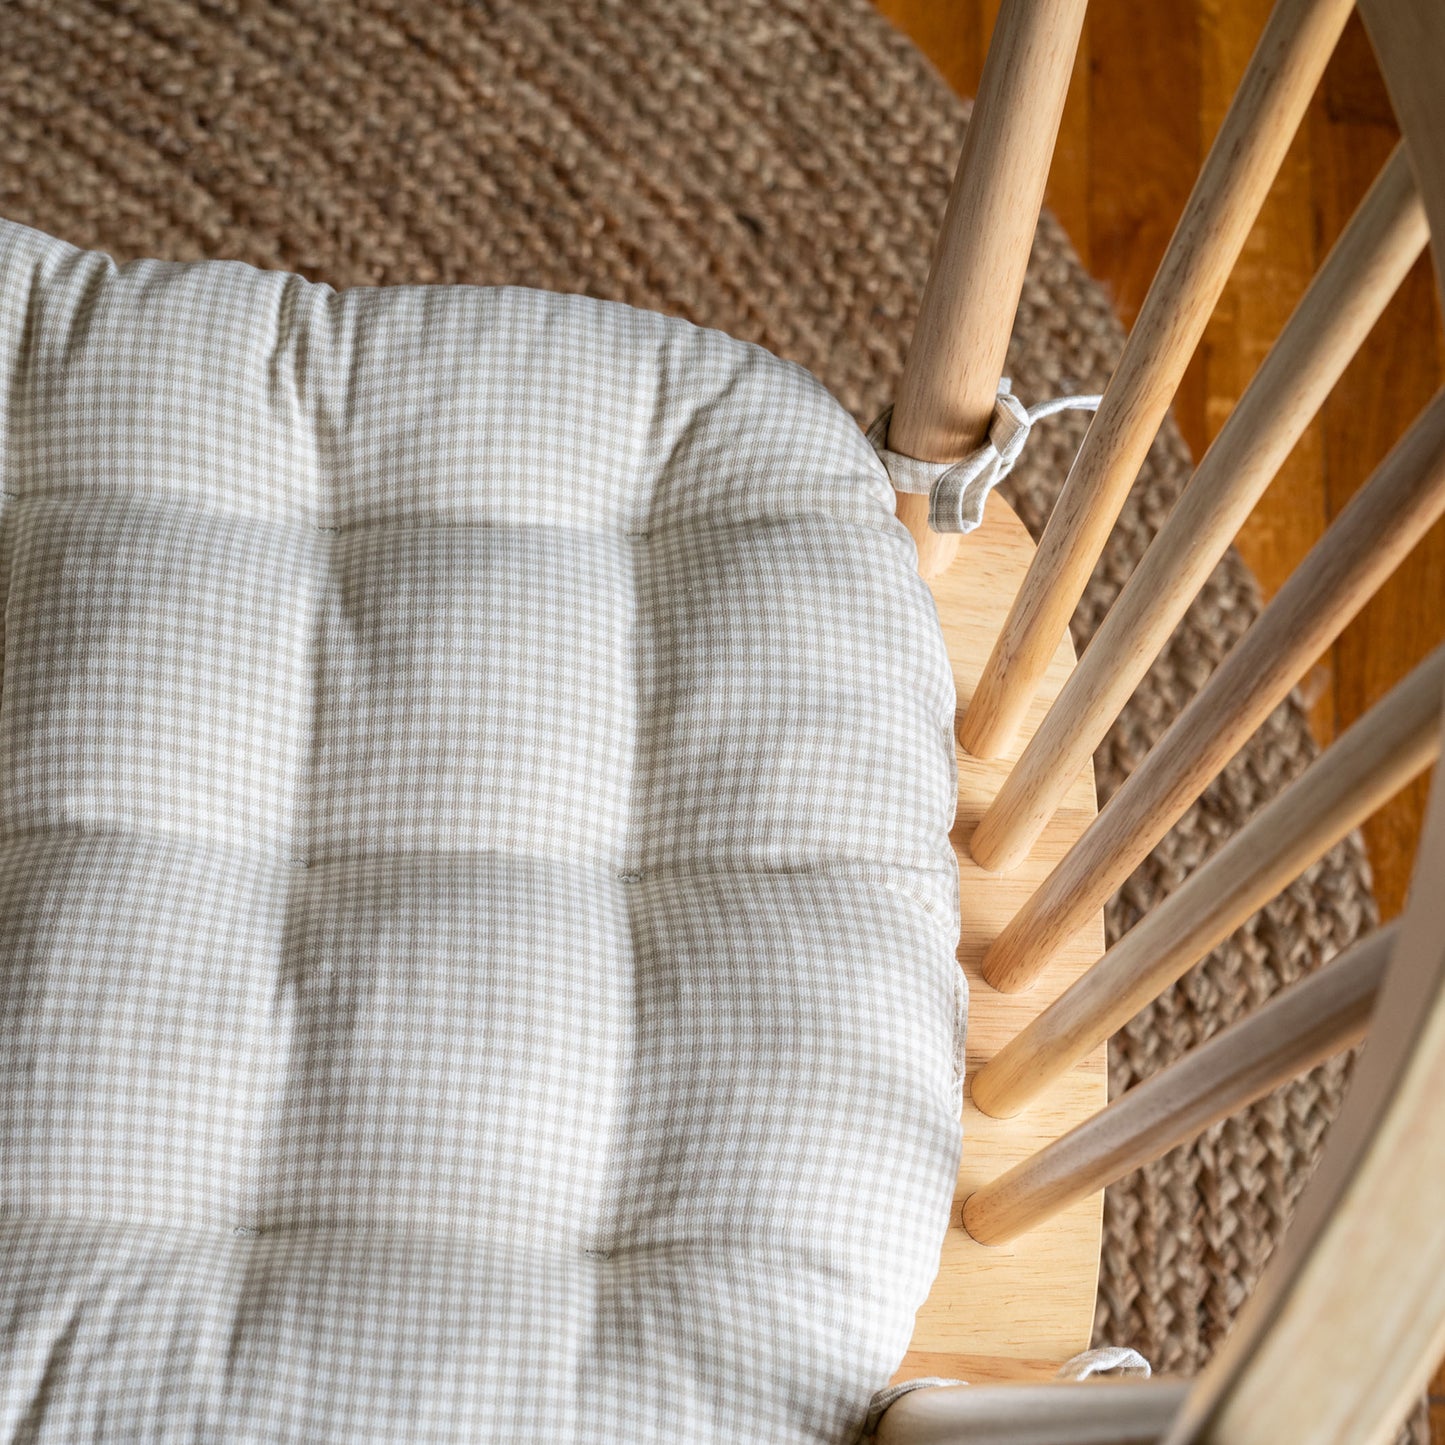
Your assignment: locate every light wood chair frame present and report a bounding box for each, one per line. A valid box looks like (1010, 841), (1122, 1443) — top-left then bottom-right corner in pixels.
(874, 0), (1445, 1438)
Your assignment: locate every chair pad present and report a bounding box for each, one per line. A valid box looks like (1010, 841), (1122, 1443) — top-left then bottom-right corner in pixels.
(0, 218), (964, 1444)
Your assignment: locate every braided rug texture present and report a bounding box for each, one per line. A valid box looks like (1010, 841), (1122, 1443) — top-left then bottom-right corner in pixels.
(3, 1), (1418, 1432)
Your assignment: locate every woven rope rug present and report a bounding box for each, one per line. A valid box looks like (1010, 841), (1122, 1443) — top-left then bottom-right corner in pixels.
(4, 1), (1419, 1433)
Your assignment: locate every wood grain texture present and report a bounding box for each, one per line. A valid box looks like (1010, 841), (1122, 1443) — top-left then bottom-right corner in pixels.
(955, 0), (1354, 760)
(872, 0), (1445, 1421)
(969, 142), (1426, 874)
(896, 492), (1106, 1383)
(1318, 15), (1445, 926)
(1166, 702), (1445, 1445)
(890, 0), (1088, 579)
(977, 643), (1445, 1115)
(963, 921), (1395, 1247)
(873, 0), (1445, 921)
(982, 393), (1445, 994)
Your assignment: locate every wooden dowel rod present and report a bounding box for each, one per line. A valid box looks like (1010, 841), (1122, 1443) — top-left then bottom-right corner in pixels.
(974, 647), (1445, 1118)
(876, 1379), (1188, 1445)
(970, 144), (1427, 874)
(888, 0), (1088, 579)
(963, 924), (1398, 1246)
(958, 0), (1354, 757)
(981, 389), (1445, 995)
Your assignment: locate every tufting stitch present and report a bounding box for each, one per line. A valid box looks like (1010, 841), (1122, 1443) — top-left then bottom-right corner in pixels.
(0, 217), (963, 1445)
(0, 1), (1412, 1437)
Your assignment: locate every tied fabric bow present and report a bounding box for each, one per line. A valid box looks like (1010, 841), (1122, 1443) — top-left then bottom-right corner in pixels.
(866, 380), (1102, 534)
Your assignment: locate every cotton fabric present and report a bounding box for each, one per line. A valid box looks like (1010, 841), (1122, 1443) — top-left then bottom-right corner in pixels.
(0, 217), (964, 1444)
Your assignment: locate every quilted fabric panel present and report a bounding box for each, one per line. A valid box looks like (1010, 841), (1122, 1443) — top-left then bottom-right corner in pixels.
(0, 216), (964, 1445)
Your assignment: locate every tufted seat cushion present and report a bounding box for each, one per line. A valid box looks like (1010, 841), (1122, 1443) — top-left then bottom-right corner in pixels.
(0, 217), (964, 1445)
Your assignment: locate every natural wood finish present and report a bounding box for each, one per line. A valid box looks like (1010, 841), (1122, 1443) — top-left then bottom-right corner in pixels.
(873, 0), (1445, 1427)
(1167, 697), (1445, 1445)
(897, 493), (1106, 1383)
(956, 0), (1355, 760)
(889, 0), (1087, 579)
(1349, 0), (1445, 947)
(963, 923), (1396, 1245)
(1167, 2), (1445, 1433)
(969, 143), (1427, 873)
(878, 0), (1445, 1032)
(1209, 0), (1332, 739)
(1361, 0), (1445, 305)
(877, 1379), (1188, 1445)
(977, 644), (1445, 1115)
(1198, 8), (1445, 929)
(1316, 112), (1445, 925)
(981, 391), (1445, 995)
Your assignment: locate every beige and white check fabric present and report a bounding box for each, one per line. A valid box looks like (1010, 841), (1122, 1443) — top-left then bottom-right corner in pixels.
(0, 216), (965, 1444)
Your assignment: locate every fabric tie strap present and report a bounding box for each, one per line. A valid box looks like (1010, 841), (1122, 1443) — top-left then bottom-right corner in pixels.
(861, 1346), (1152, 1435)
(867, 381), (1102, 534)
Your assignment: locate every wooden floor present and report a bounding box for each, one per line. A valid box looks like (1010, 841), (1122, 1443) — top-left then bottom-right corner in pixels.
(873, 0), (1445, 1431)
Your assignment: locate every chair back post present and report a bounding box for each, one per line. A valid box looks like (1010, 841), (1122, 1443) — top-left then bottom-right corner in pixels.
(888, 0), (1086, 579)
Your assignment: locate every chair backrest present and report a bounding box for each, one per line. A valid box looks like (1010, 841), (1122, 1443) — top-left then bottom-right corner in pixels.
(874, 0), (1445, 1437)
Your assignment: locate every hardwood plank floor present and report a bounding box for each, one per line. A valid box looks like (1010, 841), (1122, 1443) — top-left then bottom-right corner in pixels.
(873, 0), (1445, 1424)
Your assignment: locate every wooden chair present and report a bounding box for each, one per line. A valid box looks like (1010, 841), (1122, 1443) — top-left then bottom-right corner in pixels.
(874, 0), (1445, 1437)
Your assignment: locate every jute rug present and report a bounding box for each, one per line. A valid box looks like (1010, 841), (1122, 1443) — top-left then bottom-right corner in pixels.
(3, 0), (1417, 1433)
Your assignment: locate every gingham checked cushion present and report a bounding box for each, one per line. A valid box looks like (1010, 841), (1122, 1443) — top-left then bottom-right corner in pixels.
(0, 216), (965, 1445)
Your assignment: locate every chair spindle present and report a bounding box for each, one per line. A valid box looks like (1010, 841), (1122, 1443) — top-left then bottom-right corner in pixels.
(963, 923), (1395, 1245)
(975, 643), (1444, 1116)
(981, 390), (1445, 995)
(970, 142), (1427, 873)
(1162, 677), (1445, 1445)
(958, 0), (1355, 760)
